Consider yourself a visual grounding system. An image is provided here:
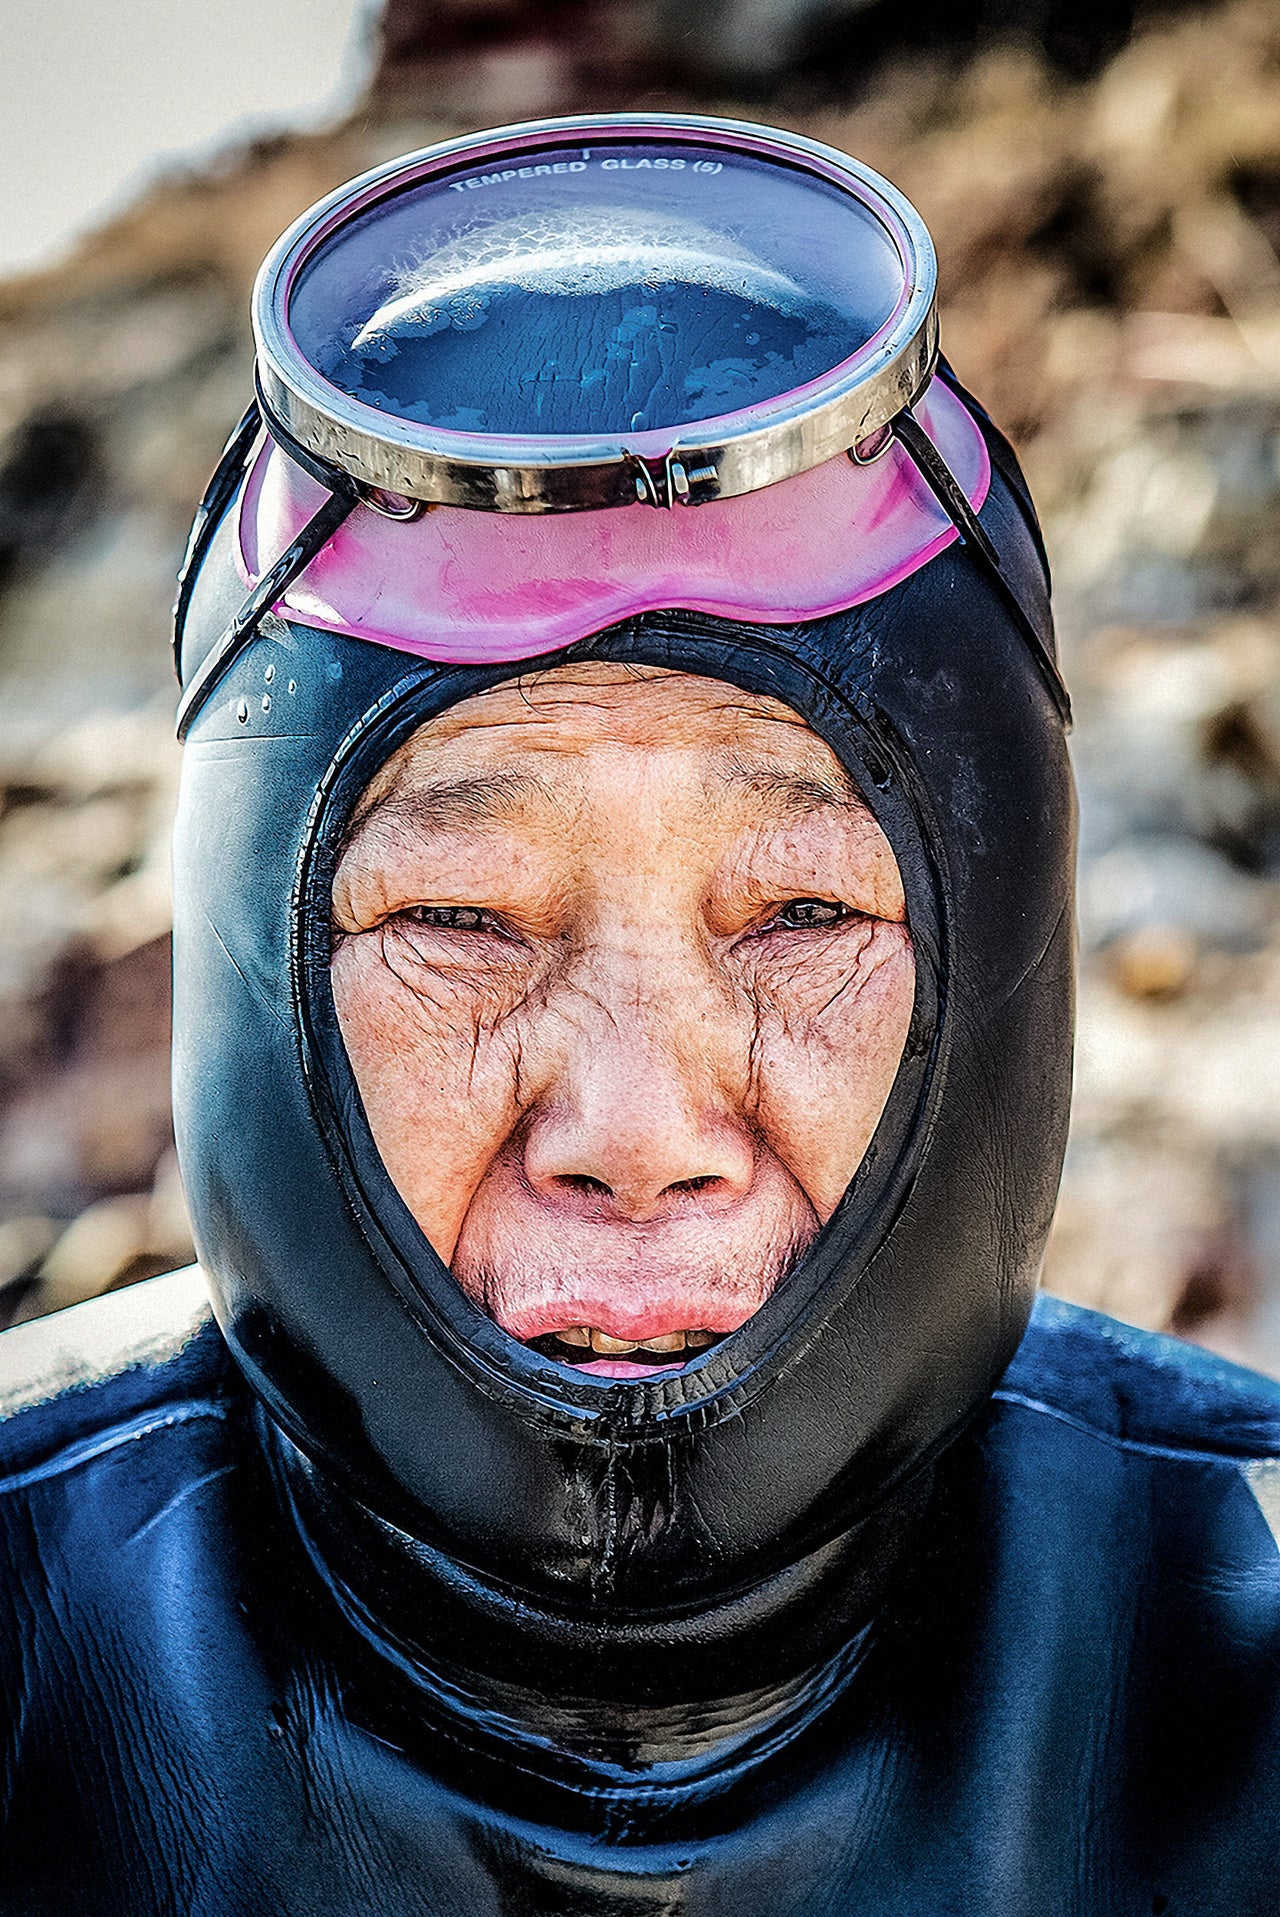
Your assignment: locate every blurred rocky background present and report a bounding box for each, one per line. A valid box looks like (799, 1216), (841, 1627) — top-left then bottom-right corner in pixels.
(1, 0), (1279, 1370)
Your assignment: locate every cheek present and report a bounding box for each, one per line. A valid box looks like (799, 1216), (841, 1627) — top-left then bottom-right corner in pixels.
(329, 935), (528, 1264)
(750, 925), (915, 1222)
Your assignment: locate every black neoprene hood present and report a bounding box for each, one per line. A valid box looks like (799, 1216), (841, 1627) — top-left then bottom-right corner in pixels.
(171, 383), (1073, 1718)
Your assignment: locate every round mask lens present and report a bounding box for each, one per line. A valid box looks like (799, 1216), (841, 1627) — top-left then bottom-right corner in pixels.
(254, 116), (937, 509)
(288, 140), (905, 439)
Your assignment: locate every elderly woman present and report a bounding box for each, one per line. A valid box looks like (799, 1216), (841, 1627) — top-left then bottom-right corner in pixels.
(1, 117), (1278, 1916)
(330, 661), (914, 1367)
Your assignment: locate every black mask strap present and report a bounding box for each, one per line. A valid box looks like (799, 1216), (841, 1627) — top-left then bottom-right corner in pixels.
(892, 407), (1072, 727)
(175, 484), (359, 740)
(174, 384), (363, 742)
(171, 400), (263, 679)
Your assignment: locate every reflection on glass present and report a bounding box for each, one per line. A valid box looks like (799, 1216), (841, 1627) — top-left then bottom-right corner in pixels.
(288, 142), (904, 435)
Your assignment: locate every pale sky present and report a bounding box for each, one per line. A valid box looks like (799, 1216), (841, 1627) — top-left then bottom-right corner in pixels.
(0, 0), (375, 276)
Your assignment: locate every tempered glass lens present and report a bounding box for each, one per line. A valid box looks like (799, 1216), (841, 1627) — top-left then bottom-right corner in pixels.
(287, 139), (906, 438)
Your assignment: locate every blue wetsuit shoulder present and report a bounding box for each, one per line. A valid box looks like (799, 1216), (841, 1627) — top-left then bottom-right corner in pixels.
(1000, 1291), (1280, 1461)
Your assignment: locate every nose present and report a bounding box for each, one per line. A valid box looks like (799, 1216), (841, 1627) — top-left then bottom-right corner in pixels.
(521, 966), (756, 1223)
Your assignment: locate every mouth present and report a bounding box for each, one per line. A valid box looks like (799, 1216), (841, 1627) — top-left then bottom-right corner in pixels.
(528, 1324), (728, 1380)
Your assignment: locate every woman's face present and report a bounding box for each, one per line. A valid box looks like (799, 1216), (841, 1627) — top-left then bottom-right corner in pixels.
(331, 663), (914, 1378)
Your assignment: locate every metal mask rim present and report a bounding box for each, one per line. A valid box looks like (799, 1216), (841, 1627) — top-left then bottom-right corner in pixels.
(252, 112), (939, 514)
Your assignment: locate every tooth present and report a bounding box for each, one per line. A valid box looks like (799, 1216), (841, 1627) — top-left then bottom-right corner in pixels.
(643, 1331), (687, 1353)
(557, 1327), (591, 1347)
(685, 1330), (717, 1348)
(590, 1330), (639, 1355)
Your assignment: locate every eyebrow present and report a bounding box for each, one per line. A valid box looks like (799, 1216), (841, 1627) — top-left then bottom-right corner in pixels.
(715, 756), (868, 818)
(349, 769), (568, 844)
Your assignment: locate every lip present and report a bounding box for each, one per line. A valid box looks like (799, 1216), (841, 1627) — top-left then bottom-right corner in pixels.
(525, 1326), (731, 1382)
(574, 1357), (677, 1380)
(503, 1302), (753, 1344)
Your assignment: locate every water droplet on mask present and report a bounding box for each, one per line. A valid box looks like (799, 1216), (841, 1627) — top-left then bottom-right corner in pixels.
(287, 680), (297, 696)
(448, 293), (488, 332)
(261, 694), (272, 713)
(264, 662), (275, 683)
(236, 699), (249, 724)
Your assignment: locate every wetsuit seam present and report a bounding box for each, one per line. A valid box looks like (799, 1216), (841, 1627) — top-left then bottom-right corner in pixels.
(0, 1401), (233, 1497)
(991, 1388), (1280, 1465)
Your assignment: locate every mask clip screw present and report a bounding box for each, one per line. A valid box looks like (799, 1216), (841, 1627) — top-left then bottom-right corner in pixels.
(625, 450), (714, 508)
(363, 486), (427, 521)
(849, 424), (894, 465)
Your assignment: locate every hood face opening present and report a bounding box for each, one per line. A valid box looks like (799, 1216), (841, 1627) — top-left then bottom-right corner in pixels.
(298, 624), (945, 1435)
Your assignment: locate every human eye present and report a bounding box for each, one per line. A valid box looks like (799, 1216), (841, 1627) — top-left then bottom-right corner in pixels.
(398, 904), (517, 938)
(758, 897), (860, 933)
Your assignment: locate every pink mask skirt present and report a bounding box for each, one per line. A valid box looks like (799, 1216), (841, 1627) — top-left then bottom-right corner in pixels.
(235, 374), (989, 667)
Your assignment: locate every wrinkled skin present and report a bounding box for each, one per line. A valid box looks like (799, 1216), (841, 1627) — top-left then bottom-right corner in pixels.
(331, 664), (914, 1374)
